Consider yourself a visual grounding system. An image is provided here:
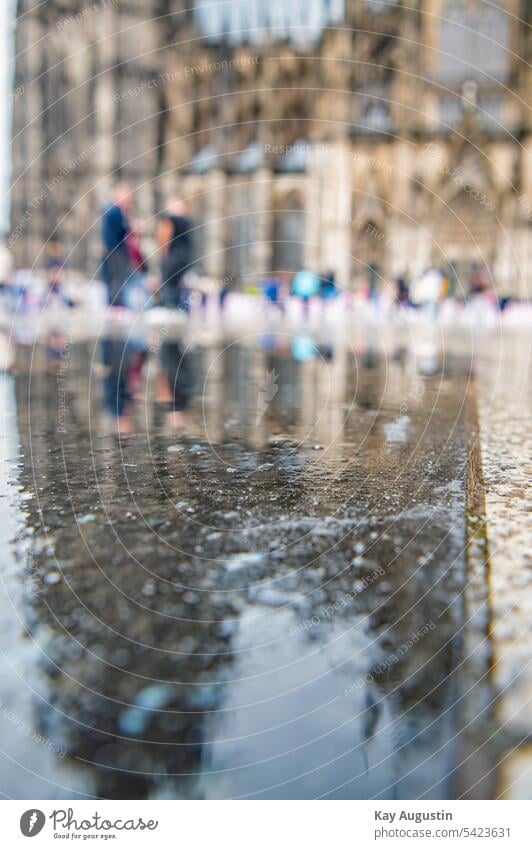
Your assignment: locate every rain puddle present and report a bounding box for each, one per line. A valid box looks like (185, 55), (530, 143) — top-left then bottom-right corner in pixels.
(0, 329), (487, 798)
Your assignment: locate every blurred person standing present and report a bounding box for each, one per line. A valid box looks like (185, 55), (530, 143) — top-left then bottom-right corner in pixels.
(44, 241), (74, 308)
(319, 270), (338, 300)
(410, 266), (445, 316)
(262, 274), (285, 314)
(155, 199), (193, 412)
(395, 276), (410, 306)
(292, 268), (320, 316)
(45, 241), (63, 291)
(156, 198), (193, 311)
(101, 183), (135, 307)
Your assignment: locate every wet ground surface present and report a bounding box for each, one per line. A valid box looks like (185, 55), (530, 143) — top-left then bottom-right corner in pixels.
(474, 333), (532, 797)
(0, 325), (506, 798)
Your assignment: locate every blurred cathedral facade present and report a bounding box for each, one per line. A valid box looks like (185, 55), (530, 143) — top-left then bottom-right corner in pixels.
(11, 0), (532, 296)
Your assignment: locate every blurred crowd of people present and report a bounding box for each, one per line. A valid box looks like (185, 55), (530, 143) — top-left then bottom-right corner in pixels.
(101, 183), (193, 312)
(99, 184), (199, 430)
(0, 181), (521, 318)
(0, 183), (526, 427)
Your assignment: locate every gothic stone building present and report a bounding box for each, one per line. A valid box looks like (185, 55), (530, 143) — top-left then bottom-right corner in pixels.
(11, 1), (532, 297)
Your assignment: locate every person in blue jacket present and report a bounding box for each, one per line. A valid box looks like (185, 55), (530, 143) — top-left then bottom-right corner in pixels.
(101, 184), (135, 306)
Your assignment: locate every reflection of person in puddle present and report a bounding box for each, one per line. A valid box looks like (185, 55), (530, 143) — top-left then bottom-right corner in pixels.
(159, 341), (193, 430)
(100, 337), (135, 434)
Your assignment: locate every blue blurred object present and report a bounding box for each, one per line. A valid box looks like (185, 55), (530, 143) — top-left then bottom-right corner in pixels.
(320, 271), (338, 300)
(263, 277), (282, 303)
(291, 334), (318, 363)
(292, 269), (320, 300)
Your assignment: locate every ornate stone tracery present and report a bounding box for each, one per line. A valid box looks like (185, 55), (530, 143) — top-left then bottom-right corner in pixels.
(10, 0), (531, 296)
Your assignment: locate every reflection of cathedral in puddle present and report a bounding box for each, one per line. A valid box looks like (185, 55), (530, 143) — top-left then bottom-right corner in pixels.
(11, 347), (235, 797)
(9, 341), (314, 797)
(10, 336), (475, 798)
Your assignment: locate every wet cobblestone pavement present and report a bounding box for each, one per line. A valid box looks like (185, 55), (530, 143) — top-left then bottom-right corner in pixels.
(0, 326), (529, 799)
(474, 334), (532, 798)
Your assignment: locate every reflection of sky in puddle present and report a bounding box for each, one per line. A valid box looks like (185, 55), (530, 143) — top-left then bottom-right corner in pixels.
(383, 415), (411, 444)
(200, 608), (387, 800)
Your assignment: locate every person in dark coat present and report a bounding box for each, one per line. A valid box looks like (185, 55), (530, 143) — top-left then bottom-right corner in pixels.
(156, 199), (193, 310)
(101, 184), (135, 306)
